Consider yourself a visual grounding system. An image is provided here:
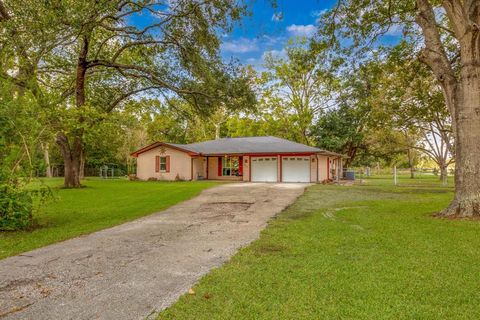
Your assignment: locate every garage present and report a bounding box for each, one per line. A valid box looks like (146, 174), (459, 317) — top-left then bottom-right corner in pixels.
(282, 157), (311, 182)
(251, 157), (278, 182)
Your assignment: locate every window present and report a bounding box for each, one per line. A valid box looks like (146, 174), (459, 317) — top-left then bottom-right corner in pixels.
(159, 157), (167, 171)
(222, 156), (240, 176)
(155, 155), (169, 172)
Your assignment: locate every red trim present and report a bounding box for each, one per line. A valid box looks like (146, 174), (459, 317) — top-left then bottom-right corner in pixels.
(218, 156), (222, 176)
(203, 152), (317, 157)
(245, 152), (315, 157)
(155, 156), (160, 172)
(316, 155), (319, 183)
(166, 155), (170, 173)
(130, 142), (198, 157)
(239, 156), (243, 176)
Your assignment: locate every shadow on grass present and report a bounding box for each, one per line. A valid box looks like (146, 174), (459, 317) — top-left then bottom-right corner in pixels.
(280, 183), (453, 220)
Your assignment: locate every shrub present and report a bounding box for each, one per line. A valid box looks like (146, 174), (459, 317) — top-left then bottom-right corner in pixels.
(0, 182), (52, 231)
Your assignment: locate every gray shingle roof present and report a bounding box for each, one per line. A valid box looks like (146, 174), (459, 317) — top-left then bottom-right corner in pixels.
(168, 136), (339, 156)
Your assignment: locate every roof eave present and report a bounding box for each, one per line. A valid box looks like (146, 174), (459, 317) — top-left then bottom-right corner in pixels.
(130, 142), (199, 157)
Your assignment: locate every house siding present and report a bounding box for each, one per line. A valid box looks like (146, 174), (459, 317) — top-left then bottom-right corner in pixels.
(243, 156), (250, 182)
(310, 155), (317, 183)
(317, 155), (329, 182)
(136, 146), (192, 181)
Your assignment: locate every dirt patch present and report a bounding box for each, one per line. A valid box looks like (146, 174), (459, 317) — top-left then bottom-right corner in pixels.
(0, 278), (41, 293)
(199, 202), (252, 213)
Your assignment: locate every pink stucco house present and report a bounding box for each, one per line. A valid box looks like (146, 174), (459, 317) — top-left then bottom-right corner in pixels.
(130, 136), (344, 183)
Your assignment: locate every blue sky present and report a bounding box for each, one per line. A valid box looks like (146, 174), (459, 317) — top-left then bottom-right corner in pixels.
(128, 1), (401, 70)
(220, 0), (337, 69)
(221, 0), (403, 69)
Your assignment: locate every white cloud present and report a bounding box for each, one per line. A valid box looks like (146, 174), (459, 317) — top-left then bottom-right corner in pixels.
(260, 34), (285, 46)
(311, 9), (329, 24)
(311, 9), (328, 17)
(221, 38), (259, 53)
(262, 49), (287, 61)
(286, 24), (316, 38)
(385, 24), (404, 36)
(271, 12), (283, 22)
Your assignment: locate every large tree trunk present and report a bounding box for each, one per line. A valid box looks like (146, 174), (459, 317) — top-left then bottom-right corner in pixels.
(41, 142), (52, 178)
(415, 0), (480, 217)
(442, 65), (480, 216)
(56, 34), (88, 188)
(214, 123), (221, 139)
(439, 164), (448, 186)
(343, 141), (357, 168)
(56, 133), (83, 188)
(407, 148), (415, 179)
(79, 149), (85, 179)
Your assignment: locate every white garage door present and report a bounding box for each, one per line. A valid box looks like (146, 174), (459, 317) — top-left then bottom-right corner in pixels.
(251, 157), (278, 182)
(282, 157), (310, 182)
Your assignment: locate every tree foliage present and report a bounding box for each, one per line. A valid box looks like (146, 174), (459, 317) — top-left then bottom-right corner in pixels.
(315, 0), (480, 216)
(0, 0), (255, 187)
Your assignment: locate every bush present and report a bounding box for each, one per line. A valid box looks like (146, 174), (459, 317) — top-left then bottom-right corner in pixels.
(128, 174), (139, 181)
(0, 182), (52, 231)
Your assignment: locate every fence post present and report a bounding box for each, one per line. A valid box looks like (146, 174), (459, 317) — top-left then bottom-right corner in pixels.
(394, 166), (397, 186)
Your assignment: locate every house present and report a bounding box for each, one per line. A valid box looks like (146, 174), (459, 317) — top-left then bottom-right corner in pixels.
(130, 136), (344, 183)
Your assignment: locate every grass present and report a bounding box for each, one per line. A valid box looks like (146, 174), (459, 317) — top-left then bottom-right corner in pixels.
(158, 175), (480, 320)
(0, 178), (219, 260)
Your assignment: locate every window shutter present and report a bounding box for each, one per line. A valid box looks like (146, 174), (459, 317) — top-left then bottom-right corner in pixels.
(166, 156), (170, 173)
(155, 156), (160, 172)
(218, 157), (222, 176)
(238, 156), (243, 176)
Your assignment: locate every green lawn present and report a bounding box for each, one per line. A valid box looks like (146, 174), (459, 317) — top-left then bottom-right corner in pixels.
(159, 175), (480, 320)
(0, 178), (219, 260)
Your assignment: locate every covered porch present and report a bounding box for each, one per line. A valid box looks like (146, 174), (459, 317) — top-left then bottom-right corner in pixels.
(192, 155), (245, 181)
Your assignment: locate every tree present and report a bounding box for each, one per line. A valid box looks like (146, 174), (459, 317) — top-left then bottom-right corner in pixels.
(312, 57), (385, 167)
(313, 104), (366, 167)
(370, 44), (454, 184)
(262, 40), (334, 145)
(317, 0), (480, 217)
(0, 0), (254, 188)
(0, 80), (52, 230)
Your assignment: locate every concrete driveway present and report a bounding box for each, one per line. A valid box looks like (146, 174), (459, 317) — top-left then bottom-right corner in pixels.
(0, 183), (306, 319)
